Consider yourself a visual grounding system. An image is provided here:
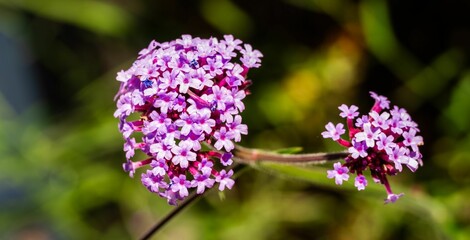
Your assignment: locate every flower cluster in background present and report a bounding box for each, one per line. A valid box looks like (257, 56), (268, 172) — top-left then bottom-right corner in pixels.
(114, 35), (262, 205)
(322, 92), (423, 203)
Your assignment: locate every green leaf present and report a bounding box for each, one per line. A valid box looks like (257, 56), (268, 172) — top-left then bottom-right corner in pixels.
(0, 0), (132, 36)
(273, 146), (303, 154)
(200, 0), (253, 37)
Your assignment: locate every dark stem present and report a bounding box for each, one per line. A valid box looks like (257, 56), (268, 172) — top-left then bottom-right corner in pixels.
(139, 191), (199, 240)
(139, 164), (246, 240)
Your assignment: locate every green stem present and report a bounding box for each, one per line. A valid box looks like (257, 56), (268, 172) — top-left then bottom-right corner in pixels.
(233, 145), (349, 164)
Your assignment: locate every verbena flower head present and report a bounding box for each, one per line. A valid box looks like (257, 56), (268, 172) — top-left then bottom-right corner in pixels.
(322, 91), (423, 203)
(114, 35), (262, 205)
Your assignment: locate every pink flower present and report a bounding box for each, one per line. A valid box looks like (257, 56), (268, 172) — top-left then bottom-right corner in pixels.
(321, 122), (345, 141)
(216, 170), (235, 191)
(338, 104), (359, 119)
(385, 193), (404, 204)
(322, 91), (423, 203)
(354, 175), (368, 191)
(327, 162), (350, 185)
(114, 35), (262, 205)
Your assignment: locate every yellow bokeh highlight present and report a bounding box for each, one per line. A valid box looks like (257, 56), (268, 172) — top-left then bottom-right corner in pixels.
(284, 69), (320, 109)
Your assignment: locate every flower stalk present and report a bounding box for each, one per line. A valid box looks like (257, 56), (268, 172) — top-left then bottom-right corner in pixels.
(233, 145), (349, 164)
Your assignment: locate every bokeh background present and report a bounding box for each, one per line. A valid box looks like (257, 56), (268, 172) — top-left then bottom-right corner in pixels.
(1, 0), (470, 239)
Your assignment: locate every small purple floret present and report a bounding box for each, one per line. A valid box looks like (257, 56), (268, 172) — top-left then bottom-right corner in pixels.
(321, 122), (345, 141)
(354, 175), (368, 191)
(385, 193), (404, 204)
(327, 162), (350, 185)
(216, 169), (235, 191)
(339, 104), (359, 119)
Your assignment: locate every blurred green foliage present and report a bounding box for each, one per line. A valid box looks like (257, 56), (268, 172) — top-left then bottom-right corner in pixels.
(0, 0), (132, 36)
(0, 0), (469, 239)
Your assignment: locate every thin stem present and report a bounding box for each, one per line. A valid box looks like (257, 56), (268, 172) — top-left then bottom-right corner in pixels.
(139, 164), (246, 240)
(139, 191), (199, 240)
(233, 145), (349, 164)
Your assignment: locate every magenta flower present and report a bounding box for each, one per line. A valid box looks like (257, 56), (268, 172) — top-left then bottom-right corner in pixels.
(240, 44), (263, 68)
(327, 162), (350, 185)
(191, 172), (215, 194)
(321, 122), (346, 141)
(354, 123), (379, 148)
(348, 140), (368, 159)
(171, 175), (191, 198)
(114, 35), (262, 205)
(338, 104), (359, 119)
(322, 91), (424, 203)
(354, 175), (368, 191)
(220, 153), (234, 166)
(376, 132), (395, 151)
(385, 193), (404, 204)
(214, 127), (236, 151)
(370, 111), (390, 130)
(228, 115), (248, 142)
(171, 141), (197, 168)
(215, 169), (235, 191)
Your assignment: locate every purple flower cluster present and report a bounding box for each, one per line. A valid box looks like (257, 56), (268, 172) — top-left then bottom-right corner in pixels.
(322, 92), (423, 203)
(114, 35), (262, 205)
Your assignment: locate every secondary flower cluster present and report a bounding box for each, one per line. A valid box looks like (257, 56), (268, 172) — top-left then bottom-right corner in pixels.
(322, 92), (423, 203)
(114, 35), (262, 205)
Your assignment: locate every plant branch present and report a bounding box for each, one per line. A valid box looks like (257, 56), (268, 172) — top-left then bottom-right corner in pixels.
(139, 190), (199, 240)
(139, 164), (247, 240)
(233, 145), (349, 164)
